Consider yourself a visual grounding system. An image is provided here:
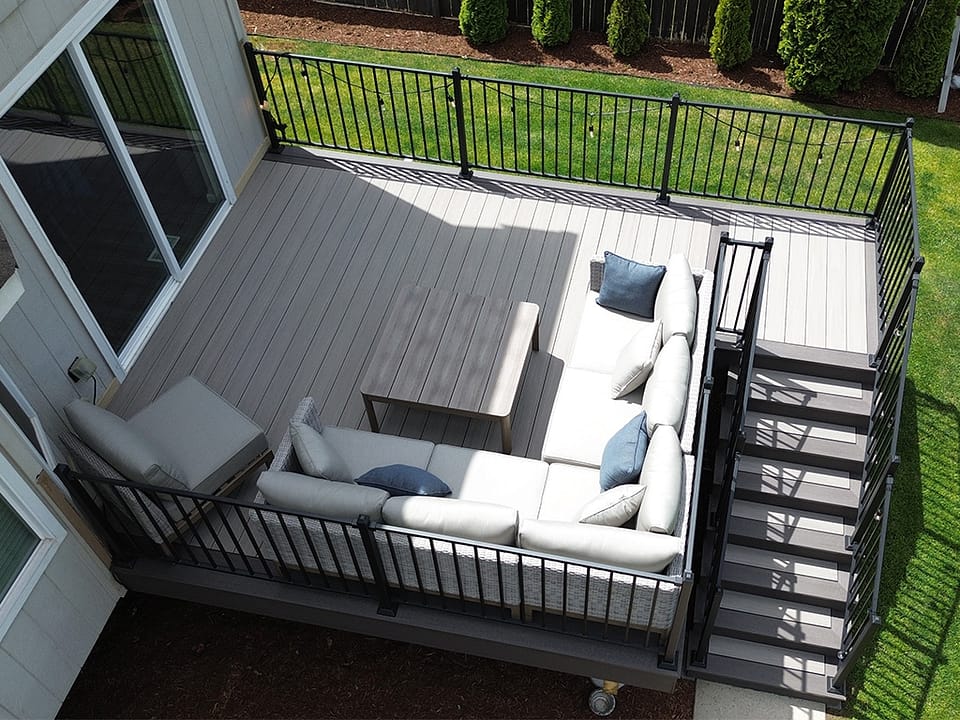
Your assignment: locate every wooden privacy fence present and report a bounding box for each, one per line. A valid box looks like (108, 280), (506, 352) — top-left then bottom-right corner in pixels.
(311, 0), (915, 63)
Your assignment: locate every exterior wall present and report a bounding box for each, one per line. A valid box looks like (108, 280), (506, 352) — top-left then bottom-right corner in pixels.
(165, 0), (268, 193)
(0, 0), (108, 111)
(0, 410), (124, 719)
(0, 203), (114, 453)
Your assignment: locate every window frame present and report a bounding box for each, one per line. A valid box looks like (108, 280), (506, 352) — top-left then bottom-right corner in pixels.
(0, 447), (65, 642)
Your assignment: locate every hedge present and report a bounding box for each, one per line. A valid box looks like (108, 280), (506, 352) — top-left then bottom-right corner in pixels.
(460, 0), (509, 45)
(607, 0), (651, 57)
(894, 0), (958, 97)
(710, 0), (753, 69)
(532, 0), (573, 46)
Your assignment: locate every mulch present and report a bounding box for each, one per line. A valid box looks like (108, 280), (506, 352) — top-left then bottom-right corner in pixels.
(237, 0), (960, 122)
(58, 592), (694, 719)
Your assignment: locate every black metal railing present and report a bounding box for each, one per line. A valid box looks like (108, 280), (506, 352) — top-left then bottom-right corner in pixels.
(244, 45), (909, 216)
(829, 118), (923, 688)
(57, 466), (689, 652)
(690, 234), (774, 665)
(873, 120), (922, 336)
(832, 269), (921, 688)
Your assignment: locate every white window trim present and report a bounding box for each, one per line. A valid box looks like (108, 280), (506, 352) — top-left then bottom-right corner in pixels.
(0, 362), (56, 468)
(0, 451), (66, 642)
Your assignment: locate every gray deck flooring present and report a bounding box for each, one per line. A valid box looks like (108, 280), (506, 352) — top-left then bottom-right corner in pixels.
(110, 153), (878, 460)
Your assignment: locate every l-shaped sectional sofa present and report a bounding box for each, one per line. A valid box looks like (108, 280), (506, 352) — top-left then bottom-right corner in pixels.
(250, 253), (714, 636)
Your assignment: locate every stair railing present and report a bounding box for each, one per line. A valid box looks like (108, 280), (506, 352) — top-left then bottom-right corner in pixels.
(832, 269), (921, 689)
(690, 234), (774, 665)
(832, 119), (923, 690)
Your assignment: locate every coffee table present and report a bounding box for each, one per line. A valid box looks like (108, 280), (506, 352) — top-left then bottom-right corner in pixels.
(361, 285), (540, 454)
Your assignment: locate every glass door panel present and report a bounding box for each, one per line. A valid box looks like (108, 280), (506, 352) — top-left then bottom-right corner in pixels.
(80, 0), (225, 265)
(0, 54), (171, 353)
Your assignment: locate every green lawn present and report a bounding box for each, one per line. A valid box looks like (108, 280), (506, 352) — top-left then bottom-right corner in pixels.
(253, 36), (960, 720)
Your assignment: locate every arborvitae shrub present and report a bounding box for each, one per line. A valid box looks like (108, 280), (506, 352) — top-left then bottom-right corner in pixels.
(779, 0), (904, 98)
(710, 0), (753, 69)
(894, 0), (957, 97)
(532, 0), (572, 47)
(459, 0), (508, 45)
(606, 0), (651, 57)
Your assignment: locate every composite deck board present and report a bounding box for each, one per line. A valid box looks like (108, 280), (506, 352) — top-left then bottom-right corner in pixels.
(111, 155), (879, 460)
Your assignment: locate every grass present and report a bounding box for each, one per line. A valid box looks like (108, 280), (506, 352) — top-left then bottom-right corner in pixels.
(251, 36), (960, 720)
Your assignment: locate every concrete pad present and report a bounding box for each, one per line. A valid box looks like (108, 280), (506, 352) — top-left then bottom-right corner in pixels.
(694, 681), (826, 720)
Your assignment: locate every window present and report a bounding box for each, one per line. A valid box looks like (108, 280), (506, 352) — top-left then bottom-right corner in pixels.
(0, 494), (39, 601)
(0, 449), (64, 641)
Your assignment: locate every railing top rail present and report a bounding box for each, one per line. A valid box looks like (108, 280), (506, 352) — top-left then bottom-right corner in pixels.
(679, 99), (912, 131)
(247, 48), (454, 80)
(374, 521), (685, 584)
(463, 74), (674, 106)
(904, 130), (923, 263)
(64, 467), (685, 588)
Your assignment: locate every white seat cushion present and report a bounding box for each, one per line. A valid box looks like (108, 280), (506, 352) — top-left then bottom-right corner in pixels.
(382, 496), (519, 546)
(541, 367), (643, 468)
(655, 254), (698, 346)
(127, 376), (266, 494)
(642, 334), (691, 436)
(322, 426), (434, 479)
(537, 463), (604, 521)
(257, 470), (390, 522)
(425, 444), (548, 520)
(569, 292), (657, 374)
(518, 519), (682, 573)
(636, 426), (684, 534)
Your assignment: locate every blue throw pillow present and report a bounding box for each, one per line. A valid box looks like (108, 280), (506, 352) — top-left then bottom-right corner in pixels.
(356, 464), (452, 497)
(596, 252), (666, 318)
(599, 412), (649, 491)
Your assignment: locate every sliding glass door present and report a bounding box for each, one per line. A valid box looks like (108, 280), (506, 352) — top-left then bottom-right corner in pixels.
(0, 0), (225, 358)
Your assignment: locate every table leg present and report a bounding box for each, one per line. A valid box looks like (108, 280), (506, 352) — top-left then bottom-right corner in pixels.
(363, 394), (381, 433)
(500, 415), (513, 454)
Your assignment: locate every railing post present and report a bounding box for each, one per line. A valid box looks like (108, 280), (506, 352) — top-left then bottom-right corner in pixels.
(243, 42), (283, 153)
(450, 67), (473, 180)
(657, 93), (682, 205)
(356, 515), (399, 617)
(660, 571), (694, 668)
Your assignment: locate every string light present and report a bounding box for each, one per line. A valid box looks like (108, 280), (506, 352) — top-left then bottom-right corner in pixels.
(589, 125), (595, 138)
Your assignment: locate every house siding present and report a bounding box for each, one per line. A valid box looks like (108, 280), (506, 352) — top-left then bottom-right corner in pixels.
(165, 0), (268, 193)
(0, 414), (123, 720)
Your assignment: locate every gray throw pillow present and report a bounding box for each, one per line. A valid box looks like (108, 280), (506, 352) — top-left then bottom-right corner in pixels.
(64, 399), (184, 489)
(577, 484), (646, 526)
(289, 421), (354, 483)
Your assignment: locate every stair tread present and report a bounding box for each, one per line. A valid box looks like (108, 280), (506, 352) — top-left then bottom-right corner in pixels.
(692, 639), (845, 704)
(722, 545), (849, 606)
(744, 412), (866, 466)
(728, 499), (853, 559)
(753, 340), (874, 388)
(736, 456), (860, 517)
(716, 591), (844, 653)
(749, 369), (873, 424)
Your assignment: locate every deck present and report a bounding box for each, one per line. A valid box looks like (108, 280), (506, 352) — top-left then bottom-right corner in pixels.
(109, 150), (878, 459)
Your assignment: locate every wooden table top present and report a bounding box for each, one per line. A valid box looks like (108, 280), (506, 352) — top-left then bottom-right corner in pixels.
(361, 285), (540, 419)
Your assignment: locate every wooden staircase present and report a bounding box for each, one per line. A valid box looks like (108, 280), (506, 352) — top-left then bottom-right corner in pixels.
(688, 340), (873, 706)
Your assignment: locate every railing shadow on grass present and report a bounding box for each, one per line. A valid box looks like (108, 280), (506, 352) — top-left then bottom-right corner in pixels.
(845, 381), (960, 720)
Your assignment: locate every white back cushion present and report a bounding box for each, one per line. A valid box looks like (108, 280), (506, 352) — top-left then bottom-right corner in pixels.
(636, 425), (684, 534)
(655, 254), (698, 346)
(642, 335), (691, 435)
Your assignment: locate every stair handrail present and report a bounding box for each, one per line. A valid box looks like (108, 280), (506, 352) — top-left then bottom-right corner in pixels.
(833, 269), (921, 689)
(689, 235), (774, 666)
